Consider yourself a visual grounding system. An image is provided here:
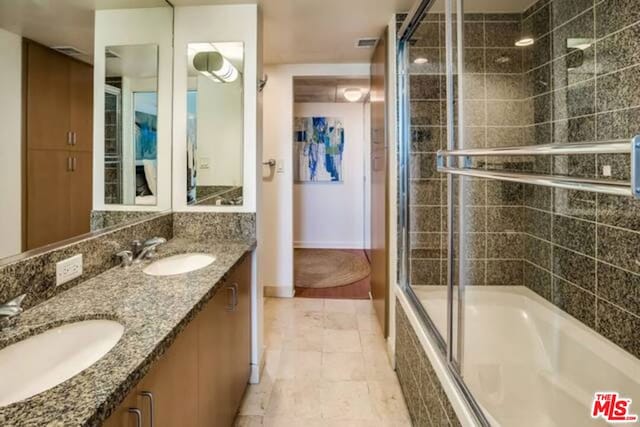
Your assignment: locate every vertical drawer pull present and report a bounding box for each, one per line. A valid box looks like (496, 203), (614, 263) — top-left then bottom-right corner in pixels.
(72, 131), (77, 145)
(71, 157), (77, 172)
(128, 408), (142, 427)
(67, 157), (73, 172)
(66, 131), (73, 145)
(140, 391), (155, 427)
(232, 283), (239, 308)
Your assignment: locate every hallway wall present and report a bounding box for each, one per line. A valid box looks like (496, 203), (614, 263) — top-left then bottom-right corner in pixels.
(293, 102), (367, 249)
(261, 63), (369, 297)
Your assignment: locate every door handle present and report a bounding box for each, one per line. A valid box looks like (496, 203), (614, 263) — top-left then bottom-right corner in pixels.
(128, 408), (142, 427)
(140, 391), (155, 427)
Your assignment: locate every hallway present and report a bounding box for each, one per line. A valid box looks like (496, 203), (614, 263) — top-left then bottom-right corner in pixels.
(235, 297), (410, 426)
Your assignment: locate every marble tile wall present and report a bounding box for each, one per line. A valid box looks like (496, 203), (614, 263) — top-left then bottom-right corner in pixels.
(395, 299), (461, 427)
(0, 213), (173, 311)
(408, 13), (526, 289)
(520, 0), (640, 359)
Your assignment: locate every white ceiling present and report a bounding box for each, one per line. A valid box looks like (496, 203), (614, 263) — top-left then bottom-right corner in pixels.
(1, 0), (540, 67)
(0, 0), (170, 62)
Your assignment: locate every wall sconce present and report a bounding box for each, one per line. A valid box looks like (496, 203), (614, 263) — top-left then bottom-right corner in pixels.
(193, 51), (239, 83)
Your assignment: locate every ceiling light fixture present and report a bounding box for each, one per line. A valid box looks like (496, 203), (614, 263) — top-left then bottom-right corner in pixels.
(414, 57), (429, 64)
(343, 88), (363, 102)
(193, 51), (239, 83)
(515, 37), (534, 47)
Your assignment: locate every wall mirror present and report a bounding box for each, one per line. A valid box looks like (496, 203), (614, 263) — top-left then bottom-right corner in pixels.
(103, 44), (159, 207)
(186, 41), (244, 206)
(0, 0), (171, 262)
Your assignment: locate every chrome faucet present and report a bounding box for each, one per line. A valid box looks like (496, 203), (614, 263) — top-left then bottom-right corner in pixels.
(0, 294), (26, 321)
(134, 237), (167, 263)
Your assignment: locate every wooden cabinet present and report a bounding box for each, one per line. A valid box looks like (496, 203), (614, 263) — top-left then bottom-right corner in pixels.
(102, 255), (252, 427)
(24, 40), (93, 250)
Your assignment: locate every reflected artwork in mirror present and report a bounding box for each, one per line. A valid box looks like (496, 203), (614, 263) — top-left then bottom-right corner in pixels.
(103, 44), (159, 207)
(186, 42), (244, 206)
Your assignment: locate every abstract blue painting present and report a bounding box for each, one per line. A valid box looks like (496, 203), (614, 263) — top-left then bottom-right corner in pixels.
(294, 116), (344, 182)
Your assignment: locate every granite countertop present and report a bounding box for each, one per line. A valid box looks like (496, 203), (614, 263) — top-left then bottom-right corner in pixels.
(0, 237), (255, 426)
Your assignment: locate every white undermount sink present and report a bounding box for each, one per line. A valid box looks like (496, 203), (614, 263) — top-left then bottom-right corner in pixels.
(143, 253), (216, 276)
(0, 319), (124, 407)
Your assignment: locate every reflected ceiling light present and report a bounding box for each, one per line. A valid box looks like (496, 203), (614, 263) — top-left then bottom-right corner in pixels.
(567, 38), (593, 51)
(495, 56), (511, 64)
(414, 57), (429, 64)
(343, 88), (363, 102)
(193, 51), (239, 83)
(515, 37), (534, 47)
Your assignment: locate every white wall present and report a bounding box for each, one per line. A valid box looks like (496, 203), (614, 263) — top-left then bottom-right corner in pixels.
(93, 7), (173, 212)
(0, 28), (22, 258)
(261, 63), (369, 297)
(172, 5), (258, 213)
(293, 102), (367, 249)
(196, 76), (243, 186)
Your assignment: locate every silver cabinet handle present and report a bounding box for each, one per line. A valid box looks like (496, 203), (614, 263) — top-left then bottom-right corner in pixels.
(66, 131), (73, 145)
(72, 131), (77, 146)
(140, 391), (155, 427)
(67, 157), (72, 172)
(71, 157), (77, 172)
(128, 408), (142, 427)
(225, 283), (238, 311)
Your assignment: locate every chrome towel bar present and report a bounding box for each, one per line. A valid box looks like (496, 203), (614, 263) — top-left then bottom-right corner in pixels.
(436, 137), (640, 199)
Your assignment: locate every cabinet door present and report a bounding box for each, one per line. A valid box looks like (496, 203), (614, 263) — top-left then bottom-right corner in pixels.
(229, 257), (252, 410)
(26, 42), (71, 151)
(69, 151), (93, 237)
(102, 390), (142, 427)
(26, 150), (71, 249)
(136, 322), (199, 427)
(197, 285), (234, 427)
(69, 60), (93, 152)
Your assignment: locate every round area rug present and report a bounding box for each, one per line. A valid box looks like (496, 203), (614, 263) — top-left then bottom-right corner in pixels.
(294, 249), (371, 288)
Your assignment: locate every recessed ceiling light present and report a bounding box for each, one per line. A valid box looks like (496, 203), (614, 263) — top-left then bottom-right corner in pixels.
(414, 57), (429, 64)
(343, 88), (363, 102)
(495, 56), (511, 64)
(515, 37), (534, 47)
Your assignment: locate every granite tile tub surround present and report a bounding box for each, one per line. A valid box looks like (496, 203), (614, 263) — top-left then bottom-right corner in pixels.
(90, 210), (159, 231)
(0, 238), (255, 425)
(0, 213), (173, 311)
(395, 300), (461, 427)
(173, 212), (256, 241)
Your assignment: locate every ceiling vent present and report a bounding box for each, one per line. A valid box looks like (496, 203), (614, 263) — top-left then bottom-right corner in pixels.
(355, 38), (378, 48)
(52, 46), (86, 57)
(105, 49), (120, 59)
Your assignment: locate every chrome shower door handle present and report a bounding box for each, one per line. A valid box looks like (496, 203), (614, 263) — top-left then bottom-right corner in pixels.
(128, 408), (142, 427)
(140, 391), (155, 427)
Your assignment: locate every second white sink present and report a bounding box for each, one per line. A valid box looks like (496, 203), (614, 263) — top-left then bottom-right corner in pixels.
(143, 253), (216, 276)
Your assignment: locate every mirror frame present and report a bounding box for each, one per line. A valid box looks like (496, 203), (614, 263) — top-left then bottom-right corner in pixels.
(172, 5), (258, 213)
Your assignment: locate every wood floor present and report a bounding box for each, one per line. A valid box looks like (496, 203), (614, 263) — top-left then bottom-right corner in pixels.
(294, 249), (371, 300)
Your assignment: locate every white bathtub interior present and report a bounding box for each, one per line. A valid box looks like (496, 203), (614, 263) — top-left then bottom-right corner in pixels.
(411, 285), (640, 426)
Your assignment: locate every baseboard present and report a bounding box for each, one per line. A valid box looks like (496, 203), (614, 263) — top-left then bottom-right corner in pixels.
(264, 285), (295, 298)
(294, 241), (364, 249)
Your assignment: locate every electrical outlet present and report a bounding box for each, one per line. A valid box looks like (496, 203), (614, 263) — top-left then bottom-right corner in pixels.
(56, 254), (83, 286)
(199, 157), (210, 170)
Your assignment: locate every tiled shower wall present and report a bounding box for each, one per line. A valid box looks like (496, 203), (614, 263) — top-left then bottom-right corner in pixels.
(407, 0), (640, 371)
(519, 0), (640, 359)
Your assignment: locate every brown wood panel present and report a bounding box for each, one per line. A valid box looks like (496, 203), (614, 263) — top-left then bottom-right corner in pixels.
(69, 60), (94, 152)
(26, 150), (71, 249)
(69, 151), (93, 238)
(137, 322), (198, 427)
(197, 284), (234, 427)
(26, 42), (70, 151)
(102, 390), (141, 427)
(295, 250), (371, 299)
(229, 257), (252, 409)
(369, 30), (389, 337)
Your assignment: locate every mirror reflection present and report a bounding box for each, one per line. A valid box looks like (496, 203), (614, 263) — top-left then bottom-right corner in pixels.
(103, 44), (159, 206)
(0, 1), (170, 261)
(186, 42), (244, 206)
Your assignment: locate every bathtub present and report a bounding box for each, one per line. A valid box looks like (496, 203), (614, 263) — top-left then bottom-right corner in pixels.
(412, 286), (640, 426)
